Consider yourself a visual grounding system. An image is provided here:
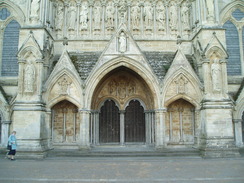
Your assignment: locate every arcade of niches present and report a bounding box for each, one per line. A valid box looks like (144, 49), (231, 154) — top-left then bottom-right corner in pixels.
(0, 0), (243, 158)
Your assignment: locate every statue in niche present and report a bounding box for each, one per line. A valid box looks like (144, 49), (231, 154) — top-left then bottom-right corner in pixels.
(156, 1), (166, 31)
(108, 80), (117, 96)
(144, 1), (153, 29)
(181, 2), (190, 31)
(131, 4), (140, 30)
(80, 2), (89, 30)
(24, 64), (35, 93)
(58, 75), (72, 95)
(55, 2), (64, 31)
(105, 1), (115, 29)
(205, 0), (215, 21)
(211, 57), (221, 92)
(118, 0), (127, 25)
(67, 2), (77, 31)
(93, 2), (101, 30)
(128, 81), (136, 96)
(30, 0), (40, 18)
(119, 32), (127, 53)
(169, 1), (178, 31)
(175, 76), (188, 94)
(118, 79), (127, 100)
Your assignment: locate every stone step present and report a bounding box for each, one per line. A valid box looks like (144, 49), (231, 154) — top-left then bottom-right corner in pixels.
(47, 147), (201, 158)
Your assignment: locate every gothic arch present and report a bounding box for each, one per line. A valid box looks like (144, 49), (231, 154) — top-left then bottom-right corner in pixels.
(98, 98), (120, 111)
(205, 46), (228, 60)
(162, 68), (202, 109)
(45, 70), (82, 110)
(220, 0), (244, 25)
(86, 56), (160, 109)
(0, 0), (25, 24)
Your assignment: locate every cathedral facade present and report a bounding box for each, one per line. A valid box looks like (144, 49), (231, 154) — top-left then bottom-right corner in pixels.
(0, 0), (243, 158)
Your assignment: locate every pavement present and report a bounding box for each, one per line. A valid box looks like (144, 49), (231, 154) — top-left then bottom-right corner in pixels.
(0, 155), (244, 183)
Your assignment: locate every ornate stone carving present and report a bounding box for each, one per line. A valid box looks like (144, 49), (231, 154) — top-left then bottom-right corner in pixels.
(58, 75), (72, 95)
(205, 0), (215, 22)
(80, 2), (89, 30)
(156, 1), (166, 31)
(24, 63), (35, 93)
(144, 1), (153, 30)
(30, 0), (40, 22)
(67, 1), (77, 31)
(106, 1), (115, 30)
(169, 1), (178, 31)
(118, 0), (127, 25)
(93, 1), (102, 30)
(211, 57), (222, 93)
(174, 75), (188, 94)
(181, 2), (190, 31)
(118, 31), (127, 53)
(55, 2), (64, 31)
(131, 3), (140, 30)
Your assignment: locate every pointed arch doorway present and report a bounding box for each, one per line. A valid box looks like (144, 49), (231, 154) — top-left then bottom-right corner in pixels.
(90, 66), (155, 146)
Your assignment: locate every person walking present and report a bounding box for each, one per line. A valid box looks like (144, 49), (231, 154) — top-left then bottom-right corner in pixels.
(7, 131), (17, 160)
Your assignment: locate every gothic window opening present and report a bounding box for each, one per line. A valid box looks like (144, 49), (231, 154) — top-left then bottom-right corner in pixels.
(223, 8), (244, 76)
(125, 100), (145, 143)
(99, 100), (120, 143)
(51, 100), (79, 144)
(166, 99), (195, 145)
(1, 20), (20, 76)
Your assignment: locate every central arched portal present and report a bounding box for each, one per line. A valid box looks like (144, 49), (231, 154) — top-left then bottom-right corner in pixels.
(90, 66), (154, 146)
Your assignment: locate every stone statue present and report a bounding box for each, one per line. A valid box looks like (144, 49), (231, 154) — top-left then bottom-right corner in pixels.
(68, 2), (77, 31)
(106, 1), (115, 29)
(205, 0), (215, 21)
(58, 75), (72, 95)
(93, 2), (101, 30)
(211, 58), (221, 92)
(55, 3), (64, 31)
(181, 2), (190, 31)
(119, 32), (126, 53)
(169, 2), (178, 31)
(144, 2), (153, 29)
(118, 0), (127, 25)
(24, 64), (35, 93)
(80, 2), (89, 30)
(131, 4), (140, 30)
(156, 1), (166, 31)
(30, 0), (40, 17)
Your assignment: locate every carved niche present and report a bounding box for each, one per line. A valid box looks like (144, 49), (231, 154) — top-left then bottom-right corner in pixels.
(58, 74), (72, 95)
(23, 51), (36, 93)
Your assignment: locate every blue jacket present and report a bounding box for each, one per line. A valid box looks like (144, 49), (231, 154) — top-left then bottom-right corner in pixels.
(8, 134), (17, 150)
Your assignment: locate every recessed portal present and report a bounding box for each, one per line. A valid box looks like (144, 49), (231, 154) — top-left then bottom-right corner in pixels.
(51, 100), (79, 144)
(125, 100), (145, 143)
(99, 100), (120, 143)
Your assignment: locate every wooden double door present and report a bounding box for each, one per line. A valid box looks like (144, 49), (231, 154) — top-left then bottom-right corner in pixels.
(99, 100), (145, 144)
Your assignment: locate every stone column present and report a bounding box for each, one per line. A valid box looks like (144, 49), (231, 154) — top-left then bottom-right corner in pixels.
(17, 59), (26, 96)
(139, 2), (144, 36)
(119, 110), (125, 145)
(1, 120), (11, 146)
(89, 1), (93, 36)
(155, 108), (165, 148)
(36, 59), (44, 101)
(77, 2), (81, 37)
(201, 57), (211, 95)
(233, 119), (243, 147)
(79, 109), (90, 148)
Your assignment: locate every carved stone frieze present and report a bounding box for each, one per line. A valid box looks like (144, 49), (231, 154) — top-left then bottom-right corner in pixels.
(51, 0), (192, 39)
